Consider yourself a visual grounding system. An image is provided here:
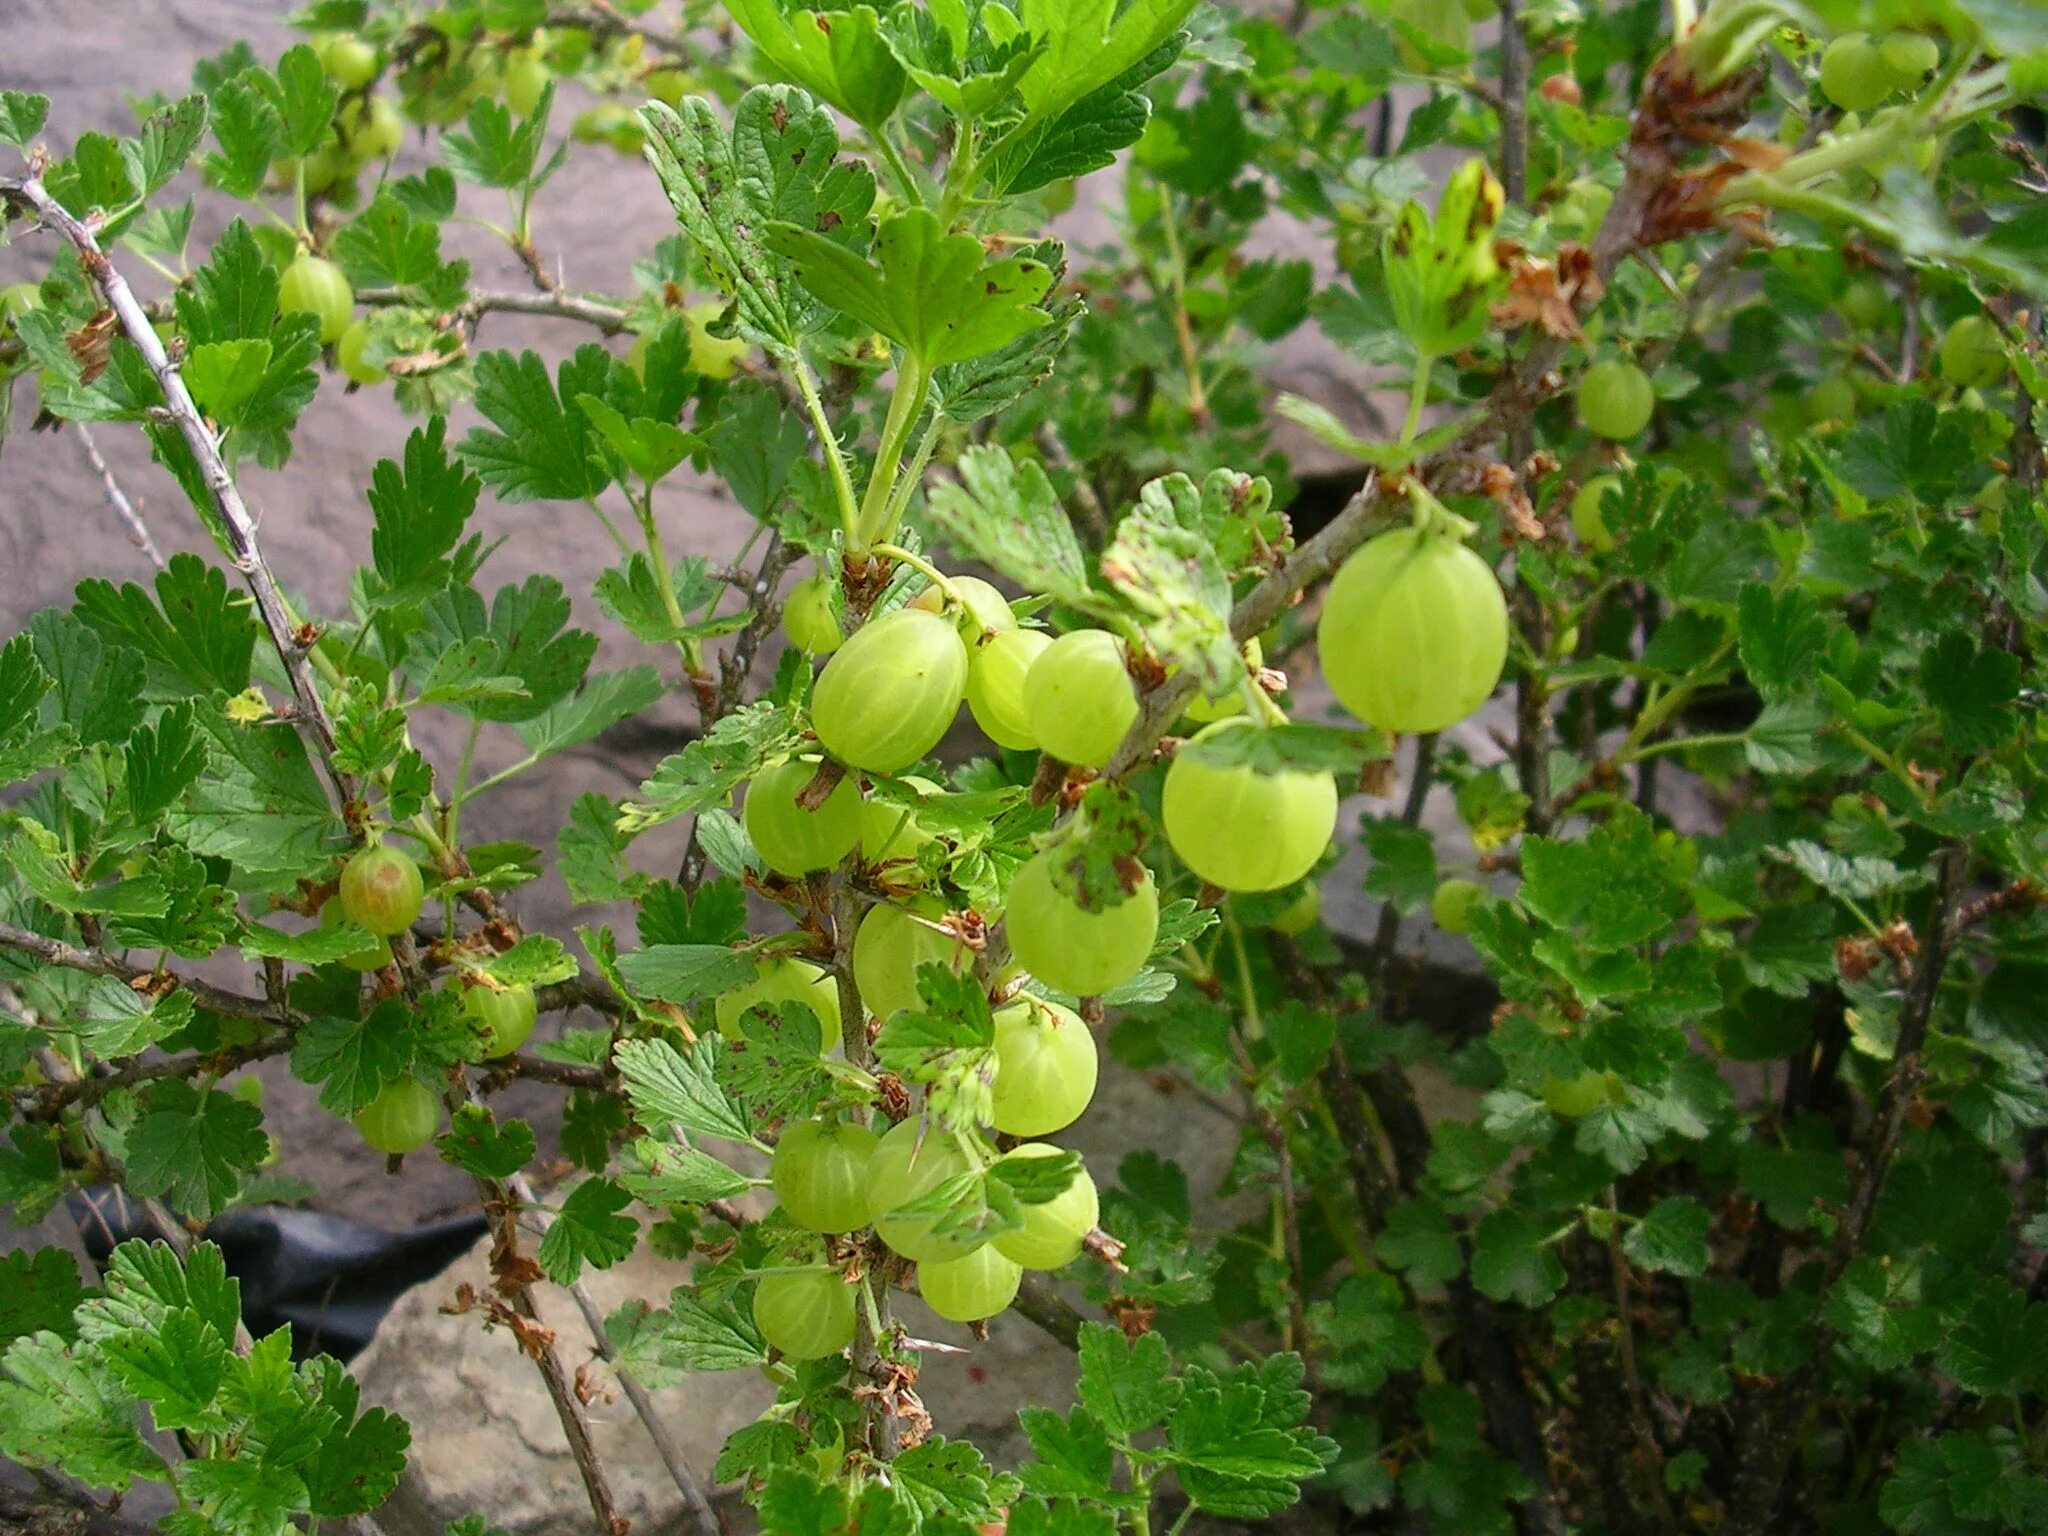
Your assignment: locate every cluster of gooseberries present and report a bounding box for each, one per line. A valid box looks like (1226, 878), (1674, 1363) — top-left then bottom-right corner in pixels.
(1818, 29), (1941, 114)
(324, 845), (536, 1155)
(733, 527), (1513, 1357)
(749, 992), (1104, 1358)
(284, 24), (739, 392)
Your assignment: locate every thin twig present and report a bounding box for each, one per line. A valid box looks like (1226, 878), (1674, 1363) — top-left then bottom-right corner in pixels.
(453, 1121), (626, 1534)
(1498, 0), (1529, 206)
(1604, 1188), (1679, 1536)
(11, 1036), (293, 1117)
(1723, 837), (1972, 1534)
(681, 531), (797, 890)
(546, 1), (691, 60)
(72, 422), (166, 570)
(1012, 1276), (1087, 1349)
(516, 1172), (723, 1536)
(356, 284), (629, 335)
(0, 921), (294, 1025)
(1101, 470), (1392, 780)
(2, 173), (352, 806)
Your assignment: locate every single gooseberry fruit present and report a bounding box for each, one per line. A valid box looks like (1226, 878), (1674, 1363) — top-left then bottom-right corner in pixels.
(965, 629), (1051, 751)
(337, 846), (425, 937)
(1939, 315), (2005, 387)
(992, 1144), (1100, 1270)
(1315, 526), (1509, 737)
(1576, 358), (1655, 440)
(782, 574), (843, 655)
(278, 253), (355, 345)
(771, 1117), (881, 1234)
(1004, 852), (1158, 1000)
(989, 995), (1098, 1138)
(742, 756), (862, 877)
(917, 1243), (1023, 1324)
(353, 1077), (439, 1154)
(851, 903), (973, 1021)
(1023, 629), (1139, 768)
(1431, 877), (1487, 935)
(714, 957), (842, 1043)
(871, 1119), (985, 1264)
(1161, 722), (1338, 893)
(463, 982), (538, 1060)
(811, 608), (968, 774)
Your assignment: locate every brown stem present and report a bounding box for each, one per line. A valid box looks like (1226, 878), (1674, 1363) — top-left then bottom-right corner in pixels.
(546, 1), (690, 60)
(1229, 1031), (1309, 1359)
(453, 1121), (626, 1534)
(680, 531), (797, 891)
(0, 921), (295, 1026)
(518, 1172), (722, 1536)
(1498, 0), (1529, 206)
(1723, 837), (1972, 1533)
(1012, 1276), (1086, 1349)
(357, 283), (628, 334)
(1605, 1189), (1679, 1535)
(1, 174), (352, 806)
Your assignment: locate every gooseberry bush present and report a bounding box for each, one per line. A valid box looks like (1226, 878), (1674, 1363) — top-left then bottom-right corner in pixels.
(3, 1), (2048, 1534)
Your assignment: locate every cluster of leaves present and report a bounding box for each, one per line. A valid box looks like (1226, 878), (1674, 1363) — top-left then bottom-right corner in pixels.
(0, 1241), (406, 1533)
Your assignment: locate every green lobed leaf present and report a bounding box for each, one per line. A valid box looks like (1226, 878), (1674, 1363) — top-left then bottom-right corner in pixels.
(1621, 1197), (1712, 1278)
(724, 0), (908, 130)
(123, 1080), (268, 1220)
(640, 87), (877, 348)
(612, 1034), (754, 1143)
(769, 206), (1055, 367)
(436, 1106), (538, 1180)
(0, 90), (50, 149)
(617, 1138), (755, 1205)
(455, 346), (616, 504)
(536, 1178), (639, 1284)
(289, 999), (417, 1115)
(0, 1249), (86, 1351)
(925, 446), (1098, 612)
(618, 702), (804, 833)
(606, 1288), (767, 1380)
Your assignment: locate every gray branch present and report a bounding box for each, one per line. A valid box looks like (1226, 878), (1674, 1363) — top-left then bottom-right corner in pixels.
(71, 421), (166, 570)
(1, 174), (352, 806)
(511, 1172), (723, 1536)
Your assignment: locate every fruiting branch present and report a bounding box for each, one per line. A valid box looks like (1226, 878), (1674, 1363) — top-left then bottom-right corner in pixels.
(0, 173), (354, 808)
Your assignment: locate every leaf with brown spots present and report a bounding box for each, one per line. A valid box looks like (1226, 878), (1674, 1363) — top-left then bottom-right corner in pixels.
(1385, 159), (1508, 359)
(640, 86), (875, 346)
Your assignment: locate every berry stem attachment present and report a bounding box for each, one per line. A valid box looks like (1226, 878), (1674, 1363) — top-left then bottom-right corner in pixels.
(855, 354), (935, 550)
(870, 542), (966, 612)
(1400, 352), (1435, 448)
(1404, 478), (1477, 542)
